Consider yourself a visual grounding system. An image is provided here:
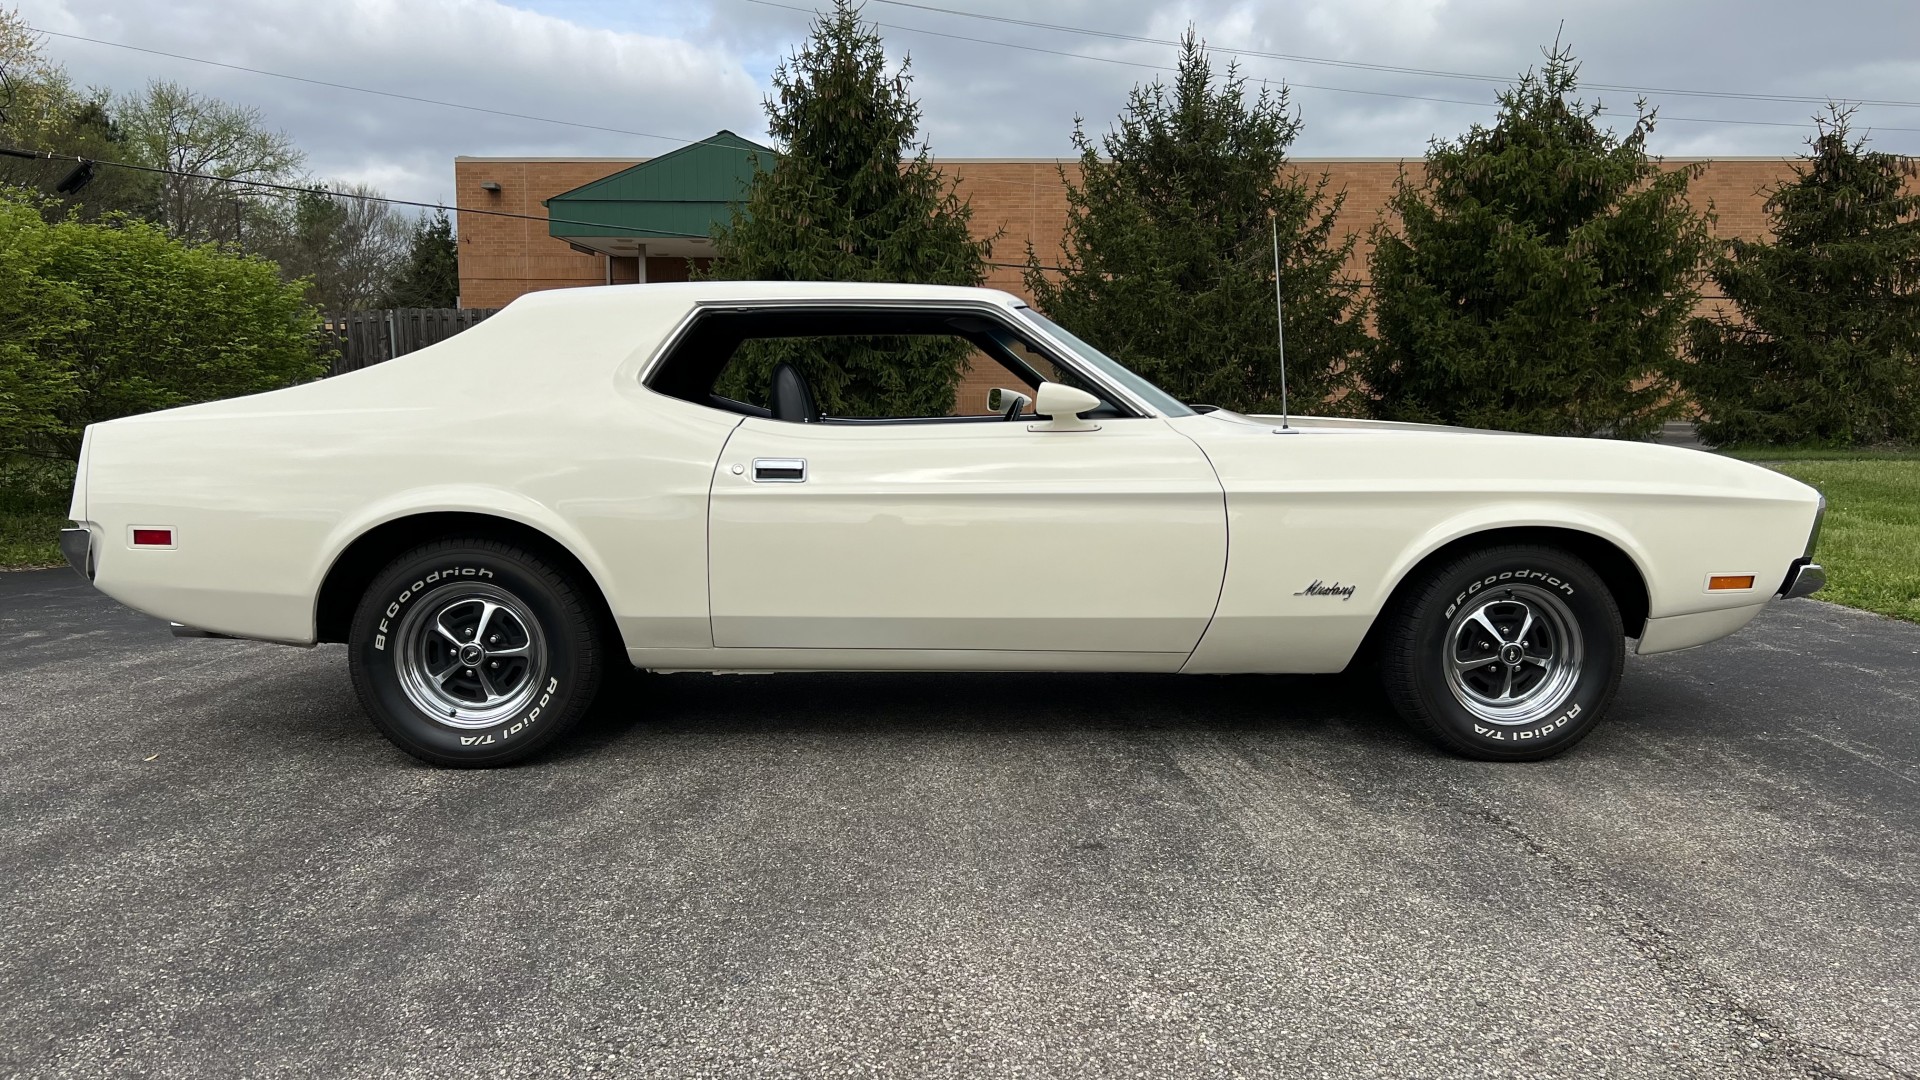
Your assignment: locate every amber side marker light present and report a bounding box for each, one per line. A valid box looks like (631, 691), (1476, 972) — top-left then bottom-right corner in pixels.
(131, 528), (174, 547)
(1707, 574), (1756, 591)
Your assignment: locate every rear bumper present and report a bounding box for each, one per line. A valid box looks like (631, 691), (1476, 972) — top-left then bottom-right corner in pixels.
(1777, 558), (1826, 600)
(59, 527), (92, 581)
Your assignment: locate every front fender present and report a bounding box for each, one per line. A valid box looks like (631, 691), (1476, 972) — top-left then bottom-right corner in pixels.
(1378, 501), (1659, 617)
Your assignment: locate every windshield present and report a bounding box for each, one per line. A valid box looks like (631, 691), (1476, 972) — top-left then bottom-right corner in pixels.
(1014, 307), (1194, 418)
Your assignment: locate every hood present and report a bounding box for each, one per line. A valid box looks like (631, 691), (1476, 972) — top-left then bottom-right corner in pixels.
(1185, 409), (1819, 506)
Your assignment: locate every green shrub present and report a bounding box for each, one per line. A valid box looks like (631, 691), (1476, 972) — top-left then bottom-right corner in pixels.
(0, 188), (322, 460)
(0, 455), (75, 567)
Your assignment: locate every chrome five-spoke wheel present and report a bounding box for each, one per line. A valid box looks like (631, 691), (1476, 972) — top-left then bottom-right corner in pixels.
(393, 583), (550, 729)
(350, 539), (608, 767)
(1442, 583), (1584, 726)
(1377, 546), (1623, 760)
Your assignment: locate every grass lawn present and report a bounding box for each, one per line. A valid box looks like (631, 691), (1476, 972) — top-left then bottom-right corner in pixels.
(1720, 446), (1920, 463)
(1766, 458), (1920, 624)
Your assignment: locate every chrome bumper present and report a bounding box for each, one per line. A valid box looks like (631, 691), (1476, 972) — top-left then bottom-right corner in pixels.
(59, 527), (92, 581)
(1778, 558), (1826, 600)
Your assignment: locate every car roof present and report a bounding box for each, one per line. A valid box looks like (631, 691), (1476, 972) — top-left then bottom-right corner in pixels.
(504, 280), (1029, 312)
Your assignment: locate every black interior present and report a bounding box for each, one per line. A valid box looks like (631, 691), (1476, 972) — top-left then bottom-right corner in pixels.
(769, 363), (820, 424)
(647, 306), (1128, 423)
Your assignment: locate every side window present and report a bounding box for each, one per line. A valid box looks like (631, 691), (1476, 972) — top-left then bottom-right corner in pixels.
(646, 307), (1120, 424)
(716, 333), (1016, 419)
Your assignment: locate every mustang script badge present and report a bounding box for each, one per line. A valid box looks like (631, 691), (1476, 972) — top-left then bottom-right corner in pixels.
(1293, 580), (1357, 601)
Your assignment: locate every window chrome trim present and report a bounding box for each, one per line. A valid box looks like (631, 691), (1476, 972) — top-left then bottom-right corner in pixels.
(1010, 305), (1194, 419)
(635, 296), (1166, 420)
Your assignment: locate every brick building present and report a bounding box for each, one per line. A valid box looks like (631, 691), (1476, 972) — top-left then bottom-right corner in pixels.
(455, 132), (1802, 312)
(455, 135), (1808, 413)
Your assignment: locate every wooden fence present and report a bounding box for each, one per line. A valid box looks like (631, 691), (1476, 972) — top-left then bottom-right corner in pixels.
(321, 308), (500, 376)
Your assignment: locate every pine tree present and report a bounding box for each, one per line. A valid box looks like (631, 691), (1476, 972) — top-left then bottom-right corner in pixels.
(707, 0), (990, 417)
(384, 209), (461, 308)
(1364, 44), (1712, 438)
(1684, 109), (1920, 447)
(1024, 32), (1365, 415)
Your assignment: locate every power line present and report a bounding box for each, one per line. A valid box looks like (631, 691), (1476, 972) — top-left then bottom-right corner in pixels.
(742, 0), (1495, 110)
(748, 0), (1920, 134)
(0, 54), (17, 127)
(20, 4), (1908, 254)
(865, 0), (1920, 111)
(33, 9), (1916, 195)
(0, 151), (1768, 293)
(22, 23), (1073, 195)
(25, 26), (757, 156)
(14, 26), (1091, 215)
(5, 143), (1073, 267)
(868, 0), (1521, 87)
(0, 146), (707, 237)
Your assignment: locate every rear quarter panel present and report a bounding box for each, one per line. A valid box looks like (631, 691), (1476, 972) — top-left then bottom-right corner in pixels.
(80, 287), (735, 646)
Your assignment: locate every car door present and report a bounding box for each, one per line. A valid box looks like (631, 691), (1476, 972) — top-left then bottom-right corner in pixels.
(706, 416), (1226, 667)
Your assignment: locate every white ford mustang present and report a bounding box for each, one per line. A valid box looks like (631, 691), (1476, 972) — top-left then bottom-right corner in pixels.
(60, 282), (1826, 766)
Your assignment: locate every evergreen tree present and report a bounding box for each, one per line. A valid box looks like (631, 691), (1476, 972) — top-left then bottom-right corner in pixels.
(383, 209), (461, 308)
(1684, 109), (1920, 447)
(1025, 32), (1365, 414)
(1364, 45), (1712, 438)
(707, 0), (990, 417)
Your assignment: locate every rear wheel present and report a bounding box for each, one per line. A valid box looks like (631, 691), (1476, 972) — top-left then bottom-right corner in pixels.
(347, 538), (606, 767)
(1379, 545), (1624, 761)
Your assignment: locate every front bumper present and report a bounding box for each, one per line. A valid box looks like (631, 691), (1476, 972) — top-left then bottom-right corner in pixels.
(59, 527), (93, 581)
(1778, 558), (1826, 599)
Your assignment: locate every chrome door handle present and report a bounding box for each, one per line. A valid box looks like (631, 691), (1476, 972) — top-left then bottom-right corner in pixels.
(752, 458), (807, 483)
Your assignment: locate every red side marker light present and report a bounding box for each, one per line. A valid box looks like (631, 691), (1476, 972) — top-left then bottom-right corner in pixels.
(132, 528), (173, 547)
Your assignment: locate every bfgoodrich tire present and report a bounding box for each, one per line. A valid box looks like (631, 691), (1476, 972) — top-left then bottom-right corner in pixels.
(1379, 545), (1624, 761)
(347, 538), (606, 767)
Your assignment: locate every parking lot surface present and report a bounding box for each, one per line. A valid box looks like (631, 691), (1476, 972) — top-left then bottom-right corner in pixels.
(2, 568), (1917, 1079)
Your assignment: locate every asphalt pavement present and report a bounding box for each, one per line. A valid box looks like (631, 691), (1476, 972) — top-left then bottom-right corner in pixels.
(2, 568), (1917, 1079)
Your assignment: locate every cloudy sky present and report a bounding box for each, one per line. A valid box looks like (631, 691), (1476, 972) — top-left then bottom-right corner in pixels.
(13, 0), (1920, 209)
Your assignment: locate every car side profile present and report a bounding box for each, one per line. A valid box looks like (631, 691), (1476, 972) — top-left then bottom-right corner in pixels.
(60, 282), (1827, 766)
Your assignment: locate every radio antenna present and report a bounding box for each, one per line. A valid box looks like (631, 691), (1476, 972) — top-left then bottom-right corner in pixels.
(1272, 218), (1297, 433)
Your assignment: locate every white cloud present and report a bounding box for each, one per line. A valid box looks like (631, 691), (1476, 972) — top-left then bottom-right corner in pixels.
(11, 0), (1920, 214)
(15, 0), (768, 206)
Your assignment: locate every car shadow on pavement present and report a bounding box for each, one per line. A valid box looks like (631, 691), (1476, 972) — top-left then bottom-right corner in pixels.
(548, 667), (1426, 764)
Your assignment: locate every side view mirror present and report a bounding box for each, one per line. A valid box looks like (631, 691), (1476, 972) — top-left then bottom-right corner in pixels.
(986, 387), (1033, 417)
(1031, 382), (1101, 431)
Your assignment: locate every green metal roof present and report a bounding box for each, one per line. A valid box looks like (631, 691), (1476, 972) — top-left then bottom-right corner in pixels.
(544, 130), (774, 241)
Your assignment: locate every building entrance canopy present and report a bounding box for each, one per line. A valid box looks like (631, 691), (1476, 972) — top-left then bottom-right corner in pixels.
(543, 130), (774, 261)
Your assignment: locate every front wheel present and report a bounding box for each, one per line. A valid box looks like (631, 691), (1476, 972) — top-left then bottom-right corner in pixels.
(1379, 545), (1624, 761)
(347, 538), (607, 767)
